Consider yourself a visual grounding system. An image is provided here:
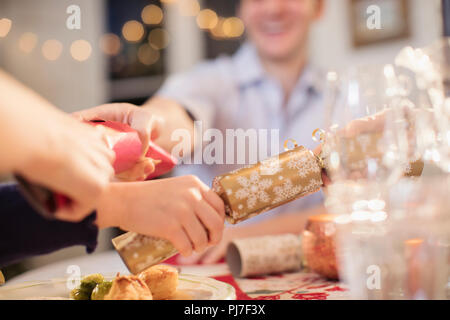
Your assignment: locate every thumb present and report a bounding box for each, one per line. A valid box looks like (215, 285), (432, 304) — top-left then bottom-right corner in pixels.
(201, 244), (227, 264)
(131, 114), (165, 157)
(177, 252), (204, 265)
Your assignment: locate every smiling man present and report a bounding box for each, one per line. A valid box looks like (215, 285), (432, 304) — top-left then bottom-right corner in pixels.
(80, 0), (327, 263)
(151, 0), (327, 264)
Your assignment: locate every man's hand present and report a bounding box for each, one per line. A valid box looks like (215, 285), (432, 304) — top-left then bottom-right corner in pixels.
(96, 175), (226, 257)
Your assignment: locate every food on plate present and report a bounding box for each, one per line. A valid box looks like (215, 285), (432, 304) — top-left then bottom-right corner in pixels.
(104, 274), (152, 300)
(70, 273), (105, 300)
(91, 281), (113, 300)
(138, 265), (178, 300)
(69, 265), (180, 300)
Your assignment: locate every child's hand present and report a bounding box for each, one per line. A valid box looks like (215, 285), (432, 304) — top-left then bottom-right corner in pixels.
(96, 175), (225, 257)
(73, 103), (164, 157)
(12, 110), (115, 222)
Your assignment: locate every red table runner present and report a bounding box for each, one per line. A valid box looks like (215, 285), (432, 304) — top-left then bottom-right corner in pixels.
(166, 255), (349, 300)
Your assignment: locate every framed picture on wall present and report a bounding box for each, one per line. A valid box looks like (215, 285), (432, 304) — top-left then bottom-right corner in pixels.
(350, 0), (410, 47)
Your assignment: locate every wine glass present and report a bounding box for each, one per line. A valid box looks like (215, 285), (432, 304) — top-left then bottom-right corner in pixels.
(395, 39), (450, 173)
(319, 64), (448, 299)
(320, 64), (417, 188)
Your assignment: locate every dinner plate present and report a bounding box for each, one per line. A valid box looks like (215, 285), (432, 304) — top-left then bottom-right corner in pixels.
(0, 274), (236, 300)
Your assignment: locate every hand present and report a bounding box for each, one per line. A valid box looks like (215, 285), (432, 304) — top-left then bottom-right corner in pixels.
(96, 175), (226, 257)
(312, 144), (331, 187)
(73, 103), (164, 156)
(342, 111), (387, 138)
(178, 226), (230, 263)
(313, 110), (388, 187)
(0, 69), (115, 222)
(176, 226), (241, 265)
(13, 110), (115, 222)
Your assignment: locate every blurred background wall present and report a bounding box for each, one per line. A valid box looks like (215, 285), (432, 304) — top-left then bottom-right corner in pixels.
(0, 0), (444, 277)
(309, 0), (441, 69)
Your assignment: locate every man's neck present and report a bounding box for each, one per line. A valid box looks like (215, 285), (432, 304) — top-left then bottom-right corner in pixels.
(260, 49), (308, 104)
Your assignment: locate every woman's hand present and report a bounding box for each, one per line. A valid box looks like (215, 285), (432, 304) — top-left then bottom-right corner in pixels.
(176, 226), (243, 265)
(15, 111), (116, 222)
(96, 175), (226, 257)
(73, 103), (164, 156)
(0, 69), (115, 222)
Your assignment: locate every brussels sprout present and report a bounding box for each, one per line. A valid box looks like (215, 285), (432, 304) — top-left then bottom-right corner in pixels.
(79, 273), (104, 293)
(70, 288), (91, 300)
(81, 273), (104, 286)
(70, 273), (105, 300)
(91, 281), (112, 300)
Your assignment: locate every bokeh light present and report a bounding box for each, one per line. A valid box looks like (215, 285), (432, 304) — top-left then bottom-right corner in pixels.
(210, 17), (226, 39)
(41, 39), (63, 61)
(100, 33), (121, 56)
(0, 18), (12, 38)
(178, 0), (200, 16)
(70, 39), (92, 62)
(137, 43), (160, 66)
(18, 32), (38, 54)
(122, 20), (145, 43)
(141, 4), (163, 25)
(222, 17), (245, 38)
(196, 9), (218, 30)
(148, 28), (170, 50)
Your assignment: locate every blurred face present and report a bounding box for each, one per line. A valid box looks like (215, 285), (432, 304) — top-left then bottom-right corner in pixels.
(240, 0), (323, 61)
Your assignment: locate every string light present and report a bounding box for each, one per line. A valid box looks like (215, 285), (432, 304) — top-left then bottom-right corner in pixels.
(100, 33), (121, 56)
(141, 4), (163, 25)
(148, 28), (170, 50)
(137, 43), (160, 66)
(7, 1), (243, 66)
(122, 20), (145, 43)
(70, 39), (92, 61)
(222, 17), (245, 38)
(196, 9), (218, 30)
(179, 0), (200, 17)
(18, 32), (38, 53)
(0, 18), (12, 38)
(210, 17), (226, 39)
(42, 39), (63, 61)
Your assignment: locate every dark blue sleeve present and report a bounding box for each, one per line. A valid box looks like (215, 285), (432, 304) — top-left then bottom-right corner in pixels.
(0, 183), (99, 268)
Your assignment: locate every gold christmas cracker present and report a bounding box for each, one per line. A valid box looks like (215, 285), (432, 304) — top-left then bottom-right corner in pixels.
(112, 232), (177, 274)
(213, 145), (323, 224)
(113, 133), (424, 274)
(226, 234), (303, 277)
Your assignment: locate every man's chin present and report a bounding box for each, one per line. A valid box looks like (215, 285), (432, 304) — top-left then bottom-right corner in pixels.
(258, 47), (304, 62)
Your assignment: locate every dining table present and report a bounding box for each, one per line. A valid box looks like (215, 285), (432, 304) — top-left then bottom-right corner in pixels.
(5, 250), (350, 300)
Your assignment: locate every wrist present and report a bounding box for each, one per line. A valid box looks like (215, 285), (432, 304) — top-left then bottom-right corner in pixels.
(14, 146), (48, 180)
(95, 183), (125, 229)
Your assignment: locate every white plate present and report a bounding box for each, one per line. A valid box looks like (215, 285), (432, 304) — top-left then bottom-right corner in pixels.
(0, 274), (236, 300)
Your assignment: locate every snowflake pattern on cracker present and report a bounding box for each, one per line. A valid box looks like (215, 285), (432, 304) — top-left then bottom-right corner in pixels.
(235, 171), (273, 209)
(287, 151), (321, 178)
(273, 179), (303, 203)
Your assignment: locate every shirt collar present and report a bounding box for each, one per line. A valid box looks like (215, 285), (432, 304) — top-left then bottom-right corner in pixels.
(232, 42), (324, 95)
(232, 42), (266, 87)
(293, 64), (324, 97)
